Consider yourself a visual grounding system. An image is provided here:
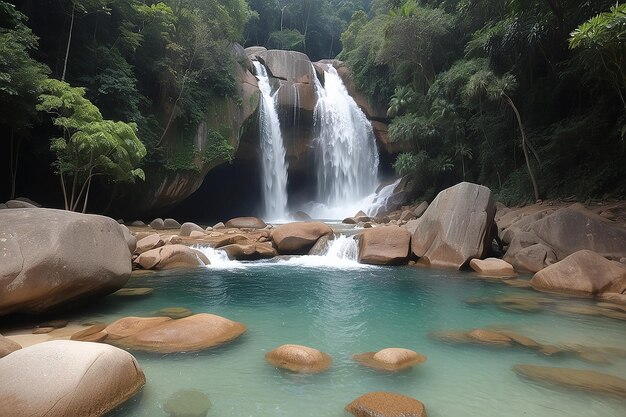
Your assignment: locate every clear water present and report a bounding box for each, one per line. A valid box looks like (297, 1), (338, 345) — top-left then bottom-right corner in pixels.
(93, 263), (626, 417)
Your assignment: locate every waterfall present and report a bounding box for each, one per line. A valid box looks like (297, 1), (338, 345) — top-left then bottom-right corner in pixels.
(308, 64), (379, 219)
(253, 61), (289, 220)
(322, 234), (359, 261)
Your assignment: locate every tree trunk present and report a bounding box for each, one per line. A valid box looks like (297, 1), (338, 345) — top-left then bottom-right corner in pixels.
(9, 129), (20, 200)
(62, 2), (75, 82)
(505, 95), (540, 201)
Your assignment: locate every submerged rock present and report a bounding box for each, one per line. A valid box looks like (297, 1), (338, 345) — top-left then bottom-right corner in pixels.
(156, 307), (193, 319)
(467, 329), (512, 346)
(113, 287), (154, 297)
(265, 344), (332, 373)
(513, 364), (626, 397)
(0, 340), (145, 417)
(225, 217), (267, 229)
(411, 182), (495, 269)
(109, 313), (246, 353)
(0, 208), (132, 315)
(353, 348), (426, 372)
(271, 222), (333, 254)
(531, 250), (626, 296)
(358, 226), (411, 265)
(164, 389), (211, 417)
(346, 392), (427, 417)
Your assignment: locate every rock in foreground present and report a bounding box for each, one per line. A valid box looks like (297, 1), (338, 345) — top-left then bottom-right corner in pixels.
(0, 208), (132, 315)
(530, 250), (626, 296)
(108, 313), (246, 353)
(135, 244), (209, 270)
(271, 222), (333, 254)
(0, 340), (145, 417)
(513, 364), (626, 397)
(358, 226), (411, 265)
(411, 182), (495, 269)
(353, 348), (426, 371)
(265, 344), (332, 373)
(346, 392), (427, 417)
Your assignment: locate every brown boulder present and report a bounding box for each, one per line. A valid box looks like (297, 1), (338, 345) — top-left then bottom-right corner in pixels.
(346, 392), (427, 417)
(111, 313), (246, 353)
(0, 335), (21, 358)
(503, 233), (557, 273)
(225, 217), (267, 229)
(469, 258), (516, 277)
(467, 329), (513, 346)
(265, 344), (332, 373)
(70, 324), (108, 342)
(358, 226), (411, 265)
(513, 364), (626, 397)
(135, 233), (164, 254)
(531, 250), (626, 296)
(180, 222), (205, 237)
(136, 244), (209, 270)
(411, 182), (495, 269)
(105, 316), (173, 340)
(221, 243), (277, 260)
(0, 208), (132, 315)
(271, 222), (333, 254)
(353, 348), (426, 372)
(0, 340), (145, 417)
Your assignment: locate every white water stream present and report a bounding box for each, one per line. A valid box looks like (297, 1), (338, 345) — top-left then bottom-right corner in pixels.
(253, 61), (289, 220)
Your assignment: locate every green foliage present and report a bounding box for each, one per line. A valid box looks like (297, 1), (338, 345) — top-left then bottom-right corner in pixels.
(203, 129), (235, 165)
(268, 28), (305, 50)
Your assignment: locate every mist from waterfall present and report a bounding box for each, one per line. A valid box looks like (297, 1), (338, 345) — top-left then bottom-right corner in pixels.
(310, 65), (379, 219)
(253, 61), (289, 220)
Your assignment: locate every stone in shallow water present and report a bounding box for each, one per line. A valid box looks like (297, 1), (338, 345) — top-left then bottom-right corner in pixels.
(156, 307), (193, 319)
(467, 329), (512, 346)
(113, 287), (154, 297)
(265, 344), (332, 373)
(164, 389), (211, 417)
(346, 391), (427, 417)
(495, 295), (544, 312)
(353, 348), (426, 372)
(469, 258), (516, 277)
(105, 316), (172, 340)
(513, 364), (626, 397)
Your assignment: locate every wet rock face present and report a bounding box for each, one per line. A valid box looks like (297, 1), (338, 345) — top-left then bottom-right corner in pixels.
(530, 250), (626, 296)
(0, 208), (132, 315)
(513, 364), (626, 397)
(358, 226), (411, 265)
(0, 340), (145, 417)
(346, 392), (427, 417)
(411, 182), (496, 269)
(265, 344), (332, 373)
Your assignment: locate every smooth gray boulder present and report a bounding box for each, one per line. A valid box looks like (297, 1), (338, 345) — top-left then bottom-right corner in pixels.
(0, 208), (132, 315)
(180, 222), (205, 236)
(0, 340), (145, 417)
(150, 218), (165, 229)
(163, 218), (182, 229)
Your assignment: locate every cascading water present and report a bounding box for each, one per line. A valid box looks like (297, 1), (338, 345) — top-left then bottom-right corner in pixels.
(253, 61), (289, 220)
(311, 65), (379, 217)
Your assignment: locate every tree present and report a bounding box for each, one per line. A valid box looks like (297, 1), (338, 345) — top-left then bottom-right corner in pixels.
(0, 2), (49, 199)
(37, 79), (146, 212)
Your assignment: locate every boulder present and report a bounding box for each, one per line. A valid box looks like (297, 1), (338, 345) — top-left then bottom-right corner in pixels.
(503, 233), (557, 273)
(180, 222), (205, 237)
(346, 392), (427, 417)
(531, 205), (626, 261)
(163, 218), (182, 229)
(413, 201), (429, 218)
(105, 316), (172, 340)
(271, 222), (333, 254)
(0, 208), (132, 315)
(308, 234), (333, 256)
(70, 324), (108, 343)
(164, 389), (211, 417)
(411, 182), (496, 269)
(0, 335), (21, 358)
(358, 226), (411, 265)
(135, 244), (209, 270)
(5, 199), (37, 209)
(221, 243), (277, 260)
(258, 50), (314, 84)
(353, 348), (427, 372)
(469, 258), (516, 277)
(130, 220), (145, 226)
(135, 233), (164, 254)
(150, 218), (165, 230)
(189, 231), (206, 238)
(530, 250), (626, 296)
(156, 307), (193, 319)
(225, 217), (267, 229)
(293, 211), (312, 221)
(467, 329), (512, 346)
(0, 340), (145, 417)
(399, 210), (415, 222)
(110, 313), (246, 353)
(513, 364), (626, 397)
(265, 344), (332, 373)
(213, 234), (253, 248)
(213, 222), (225, 229)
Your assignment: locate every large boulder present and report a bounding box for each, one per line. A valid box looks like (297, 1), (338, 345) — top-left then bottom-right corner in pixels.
(108, 313), (246, 353)
(358, 226), (411, 265)
(346, 392), (427, 417)
(0, 208), (132, 315)
(135, 233), (165, 254)
(271, 222), (333, 254)
(503, 231), (557, 273)
(135, 244), (209, 270)
(225, 217), (267, 229)
(180, 222), (205, 237)
(221, 243), (277, 260)
(411, 182), (496, 269)
(0, 340), (145, 417)
(530, 205), (626, 261)
(513, 364), (626, 397)
(530, 250), (626, 296)
(0, 335), (21, 358)
(265, 344), (332, 373)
